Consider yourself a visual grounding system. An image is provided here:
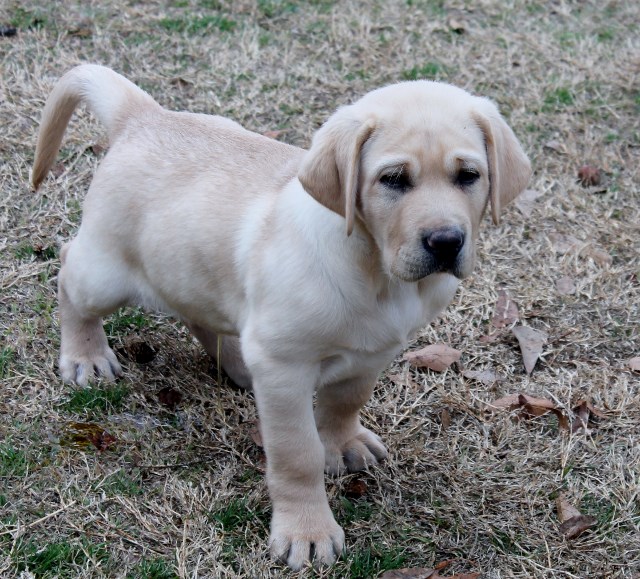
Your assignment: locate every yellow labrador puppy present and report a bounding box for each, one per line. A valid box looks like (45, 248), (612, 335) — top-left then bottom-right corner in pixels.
(32, 65), (531, 570)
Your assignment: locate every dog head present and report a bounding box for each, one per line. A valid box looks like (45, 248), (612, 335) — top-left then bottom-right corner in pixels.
(298, 81), (531, 282)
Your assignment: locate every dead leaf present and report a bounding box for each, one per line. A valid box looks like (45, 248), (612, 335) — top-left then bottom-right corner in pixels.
(462, 369), (502, 385)
(555, 275), (576, 295)
(60, 422), (117, 451)
(544, 139), (566, 153)
(0, 25), (17, 37)
(548, 232), (580, 254)
(262, 130), (282, 140)
(514, 188), (544, 217)
(248, 419), (263, 447)
(440, 408), (451, 430)
(157, 387), (182, 410)
(491, 289), (519, 328)
(512, 325), (547, 375)
(571, 400), (606, 433)
(379, 569), (438, 579)
(403, 344), (461, 372)
(344, 478), (368, 499)
(488, 393), (569, 431)
(478, 330), (503, 344)
(447, 18), (466, 33)
(124, 337), (156, 364)
(583, 246), (612, 266)
(489, 393), (521, 410)
(629, 357), (640, 372)
(556, 494), (597, 539)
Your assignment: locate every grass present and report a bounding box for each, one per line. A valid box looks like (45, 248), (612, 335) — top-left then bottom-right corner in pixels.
(1, 0), (639, 577)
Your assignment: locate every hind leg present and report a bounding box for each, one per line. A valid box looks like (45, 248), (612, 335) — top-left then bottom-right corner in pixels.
(58, 240), (131, 386)
(185, 322), (252, 389)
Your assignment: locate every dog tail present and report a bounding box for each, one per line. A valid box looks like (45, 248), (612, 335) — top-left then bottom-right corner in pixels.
(32, 64), (159, 190)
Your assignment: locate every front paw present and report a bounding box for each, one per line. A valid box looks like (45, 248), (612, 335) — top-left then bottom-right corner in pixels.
(269, 507), (344, 570)
(59, 348), (122, 386)
(321, 426), (388, 476)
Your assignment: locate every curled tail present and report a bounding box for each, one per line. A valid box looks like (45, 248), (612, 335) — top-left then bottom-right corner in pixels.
(32, 64), (159, 190)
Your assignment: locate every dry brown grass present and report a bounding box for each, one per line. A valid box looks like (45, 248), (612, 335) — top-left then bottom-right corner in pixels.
(1, 1), (639, 577)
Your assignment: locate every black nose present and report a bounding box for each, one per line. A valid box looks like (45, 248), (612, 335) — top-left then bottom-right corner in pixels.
(423, 227), (465, 261)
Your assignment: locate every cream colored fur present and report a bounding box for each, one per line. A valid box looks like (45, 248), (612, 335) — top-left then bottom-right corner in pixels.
(32, 65), (531, 570)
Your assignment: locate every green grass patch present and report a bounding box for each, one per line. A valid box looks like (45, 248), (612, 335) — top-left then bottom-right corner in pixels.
(0, 346), (14, 379)
(127, 557), (178, 579)
(159, 14), (236, 34)
(0, 443), (29, 477)
(342, 543), (406, 578)
(94, 470), (142, 497)
(543, 87), (575, 111)
(105, 307), (149, 335)
(10, 7), (47, 29)
(402, 61), (447, 81)
(336, 497), (373, 525)
(13, 539), (110, 578)
(63, 383), (130, 416)
(209, 498), (269, 569)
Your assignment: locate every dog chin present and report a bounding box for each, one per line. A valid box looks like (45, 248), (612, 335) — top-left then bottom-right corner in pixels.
(391, 258), (469, 282)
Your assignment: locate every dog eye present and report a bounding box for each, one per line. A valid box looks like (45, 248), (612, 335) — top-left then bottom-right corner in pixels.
(456, 168), (480, 187)
(380, 167), (412, 193)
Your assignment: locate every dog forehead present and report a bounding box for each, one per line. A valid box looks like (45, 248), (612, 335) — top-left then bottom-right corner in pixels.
(356, 81), (486, 157)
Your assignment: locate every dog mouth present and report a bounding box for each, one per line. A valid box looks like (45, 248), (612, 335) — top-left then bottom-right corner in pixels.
(391, 226), (470, 282)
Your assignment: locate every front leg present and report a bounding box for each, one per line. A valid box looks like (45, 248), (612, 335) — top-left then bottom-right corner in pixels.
(244, 344), (344, 570)
(315, 375), (388, 475)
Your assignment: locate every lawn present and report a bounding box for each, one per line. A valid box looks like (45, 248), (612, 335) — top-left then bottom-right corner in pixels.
(0, 1), (638, 577)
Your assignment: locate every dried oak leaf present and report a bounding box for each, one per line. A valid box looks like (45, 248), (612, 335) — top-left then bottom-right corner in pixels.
(344, 478), (368, 499)
(404, 344), (461, 372)
(488, 394), (569, 431)
(512, 325), (547, 375)
(157, 387), (182, 410)
(491, 289), (519, 329)
(379, 569), (439, 579)
(571, 400), (606, 433)
(556, 494), (597, 539)
(60, 422), (117, 452)
(548, 232), (580, 254)
(627, 356), (640, 372)
(248, 419), (263, 448)
(462, 368), (502, 385)
(555, 275), (576, 295)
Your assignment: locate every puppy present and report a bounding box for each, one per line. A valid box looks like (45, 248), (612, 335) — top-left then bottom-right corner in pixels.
(32, 65), (531, 570)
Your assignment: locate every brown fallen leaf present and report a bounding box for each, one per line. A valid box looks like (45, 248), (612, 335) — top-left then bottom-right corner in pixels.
(548, 232), (580, 254)
(512, 325), (547, 375)
(262, 130), (282, 140)
(488, 393), (569, 431)
(379, 569), (438, 579)
(440, 408), (451, 430)
(403, 344), (461, 372)
(344, 478), (368, 499)
(478, 330), (503, 344)
(544, 139), (566, 153)
(629, 357), (640, 372)
(157, 387), (182, 410)
(571, 400), (606, 433)
(462, 368), (502, 385)
(556, 494), (597, 539)
(491, 289), (519, 329)
(583, 246), (612, 266)
(60, 422), (117, 452)
(555, 275), (576, 295)
(248, 419), (263, 447)
(123, 337), (156, 364)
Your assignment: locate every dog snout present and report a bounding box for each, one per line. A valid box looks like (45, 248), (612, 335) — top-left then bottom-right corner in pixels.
(422, 227), (465, 263)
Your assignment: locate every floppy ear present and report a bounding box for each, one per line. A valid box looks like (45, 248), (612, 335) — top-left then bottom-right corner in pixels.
(473, 99), (532, 225)
(298, 109), (375, 235)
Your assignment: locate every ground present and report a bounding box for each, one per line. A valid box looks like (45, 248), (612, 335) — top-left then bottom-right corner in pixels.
(0, 1), (639, 578)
